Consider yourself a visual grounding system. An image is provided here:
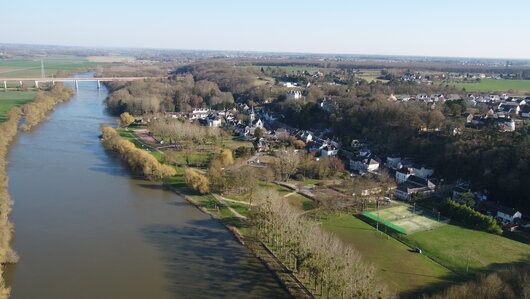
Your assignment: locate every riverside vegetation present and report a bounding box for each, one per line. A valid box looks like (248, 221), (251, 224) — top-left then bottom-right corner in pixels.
(100, 119), (392, 298)
(0, 84), (73, 298)
(251, 189), (390, 298)
(100, 126), (176, 181)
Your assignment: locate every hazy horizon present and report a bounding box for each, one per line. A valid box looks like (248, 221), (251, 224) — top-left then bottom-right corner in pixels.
(2, 0), (530, 60)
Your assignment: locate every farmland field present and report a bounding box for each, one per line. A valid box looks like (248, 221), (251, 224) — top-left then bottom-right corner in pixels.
(0, 55), (109, 78)
(0, 91), (36, 121)
(321, 214), (456, 297)
(452, 78), (530, 93)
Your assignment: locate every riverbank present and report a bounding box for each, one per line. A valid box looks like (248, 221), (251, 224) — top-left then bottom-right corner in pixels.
(171, 187), (312, 298)
(0, 84), (74, 298)
(7, 78), (289, 298)
(103, 125), (311, 298)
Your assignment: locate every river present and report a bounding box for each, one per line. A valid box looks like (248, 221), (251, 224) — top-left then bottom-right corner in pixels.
(4, 73), (288, 298)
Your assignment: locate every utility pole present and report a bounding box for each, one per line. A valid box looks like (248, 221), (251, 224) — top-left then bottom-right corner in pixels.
(40, 59), (45, 79)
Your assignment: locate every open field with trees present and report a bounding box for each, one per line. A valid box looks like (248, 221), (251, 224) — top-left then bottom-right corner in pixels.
(0, 92), (36, 122)
(427, 265), (530, 299)
(452, 78), (530, 93)
(397, 224), (530, 276)
(251, 190), (390, 298)
(321, 214), (456, 297)
(0, 55), (108, 78)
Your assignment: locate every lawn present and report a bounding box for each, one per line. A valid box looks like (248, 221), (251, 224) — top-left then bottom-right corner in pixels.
(0, 91), (36, 121)
(452, 78), (530, 94)
(399, 224), (530, 275)
(321, 214), (456, 297)
(285, 193), (317, 211)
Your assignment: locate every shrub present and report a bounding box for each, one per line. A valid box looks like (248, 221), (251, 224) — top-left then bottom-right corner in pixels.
(184, 168), (210, 194)
(101, 126), (176, 181)
(440, 199), (502, 234)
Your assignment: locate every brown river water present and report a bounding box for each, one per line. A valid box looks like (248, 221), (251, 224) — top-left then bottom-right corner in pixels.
(4, 73), (288, 299)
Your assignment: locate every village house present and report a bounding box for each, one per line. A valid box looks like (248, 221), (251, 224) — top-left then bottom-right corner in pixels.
(397, 158), (434, 179)
(497, 207), (523, 224)
(395, 167), (411, 183)
(282, 82), (297, 88)
(318, 97), (331, 111)
(394, 175), (437, 200)
(349, 151), (381, 173)
(385, 155), (401, 169)
(190, 108), (210, 120)
(399, 95), (411, 102)
(320, 145), (338, 157)
(452, 185), (472, 201)
(296, 130), (313, 143)
(206, 114), (222, 128)
(255, 137), (269, 152)
(287, 90), (303, 100)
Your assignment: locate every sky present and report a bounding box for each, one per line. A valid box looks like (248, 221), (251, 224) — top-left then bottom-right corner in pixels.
(2, 0), (530, 59)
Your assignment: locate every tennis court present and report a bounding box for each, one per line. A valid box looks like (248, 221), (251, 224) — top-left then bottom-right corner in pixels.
(365, 203), (448, 234)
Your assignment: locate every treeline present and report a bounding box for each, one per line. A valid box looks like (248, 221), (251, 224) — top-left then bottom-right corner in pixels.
(429, 265), (530, 299)
(174, 61), (262, 95)
(100, 126), (176, 181)
(240, 58), (530, 74)
(251, 190), (391, 298)
(105, 75), (235, 115)
(148, 118), (221, 144)
(440, 199), (502, 234)
(427, 129), (530, 213)
(0, 107), (24, 298)
(21, 84), (74, 131)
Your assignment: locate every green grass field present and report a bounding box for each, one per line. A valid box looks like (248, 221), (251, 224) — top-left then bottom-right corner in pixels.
(285, 193), (317, 211)
(0, 55), (107, 78)
(321, 214), (456, 297)
(452, 78), (530, 93)
(0, 91), (36, 121)
(399, 224), (530, 275)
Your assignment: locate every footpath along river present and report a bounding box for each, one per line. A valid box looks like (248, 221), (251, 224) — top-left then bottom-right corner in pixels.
(4, 73), (288, 298)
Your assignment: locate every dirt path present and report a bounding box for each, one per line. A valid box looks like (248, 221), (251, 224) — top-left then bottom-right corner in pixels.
(212, 194), (247, 220)
(283, 191), (298, 198)
(221, 197), (252, 206)
(132, 128), (158, 145)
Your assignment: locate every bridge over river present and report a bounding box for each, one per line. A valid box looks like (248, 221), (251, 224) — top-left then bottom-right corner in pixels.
(1, 76), (162, 89)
